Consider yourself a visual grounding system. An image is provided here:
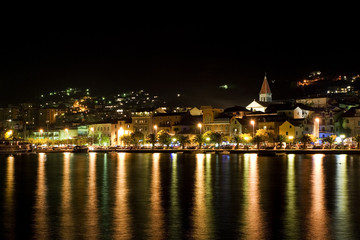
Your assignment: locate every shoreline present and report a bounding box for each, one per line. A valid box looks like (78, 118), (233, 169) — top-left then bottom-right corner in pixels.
(3, 149), (360, 155)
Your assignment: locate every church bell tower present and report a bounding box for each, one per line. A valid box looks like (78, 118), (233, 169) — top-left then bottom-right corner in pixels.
(259, 73), (272, 102)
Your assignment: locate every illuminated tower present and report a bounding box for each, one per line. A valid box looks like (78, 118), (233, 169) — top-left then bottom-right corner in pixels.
(259, 74), (272, 102)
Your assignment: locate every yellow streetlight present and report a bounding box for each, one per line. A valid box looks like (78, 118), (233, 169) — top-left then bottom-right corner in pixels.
(340, 134), (346, 147)
(288, 136), (294, 147)
(250, 120), (255, 137)
(198, 123), (202, 134)
(153, 125), (158, 135)
(244, 136), (249, 150)
(65, 128), (69, 145)
(5, 130), (13, 140)
(40, 129), (44, 139)
(90, 127), (94, 145)
(314, 118), (320, 140)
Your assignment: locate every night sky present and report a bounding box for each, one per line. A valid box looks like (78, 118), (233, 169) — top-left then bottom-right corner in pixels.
(1, 21), (358, 107)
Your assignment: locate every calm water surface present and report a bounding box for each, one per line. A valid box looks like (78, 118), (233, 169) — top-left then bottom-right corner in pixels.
(1, 152), (360, 239)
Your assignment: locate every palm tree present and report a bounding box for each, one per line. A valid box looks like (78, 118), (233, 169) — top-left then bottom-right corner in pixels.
(275, 135), (287, 149)
(193, 134), (204, 149)
(252, 135), (263, 149)
(146, 133), (157, 149)
(121, 136), (132, 146)
(324, 135), (336, 149)
(210, 132), (223, 148)
(353, 135), (360, 149)
(131, 132), (144, 148)
(158, 131), (171, 148)
(300, 134), (314, 149)
(232, 135), (241, 149)
(176, 135), (190, 149)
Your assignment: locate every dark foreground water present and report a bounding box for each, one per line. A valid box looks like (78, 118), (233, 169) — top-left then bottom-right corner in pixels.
(1, 153), (360, 239)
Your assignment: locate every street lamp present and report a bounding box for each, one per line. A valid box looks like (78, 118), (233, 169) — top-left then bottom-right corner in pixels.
(340, 134), (345, 147)
(288, 136), (294, 148)
(90, 127), (94, 145)
(198, 123), (202, 134)
(40, 129), (43, 139)
(244, 136), (249, 150)
(7, 130), (13, 139)
(65, 128), (69, 145)
(153, 125), (158, 135)
(250, 120), (255, 137)
(46, 120), (49, 139)
(314, 118), (320, 140)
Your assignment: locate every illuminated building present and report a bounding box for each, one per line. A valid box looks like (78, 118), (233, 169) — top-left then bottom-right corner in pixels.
(259, 74), (272, 102)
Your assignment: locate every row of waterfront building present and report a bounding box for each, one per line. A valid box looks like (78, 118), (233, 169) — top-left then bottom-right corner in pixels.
(3, 75), (360, 145)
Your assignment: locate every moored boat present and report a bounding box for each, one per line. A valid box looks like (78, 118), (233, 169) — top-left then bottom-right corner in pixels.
(73, 146), (89, 153)
(0, 140), (31, 154)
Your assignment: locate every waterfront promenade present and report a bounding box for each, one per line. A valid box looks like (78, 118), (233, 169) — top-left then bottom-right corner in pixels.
(32, 148), (360, 155)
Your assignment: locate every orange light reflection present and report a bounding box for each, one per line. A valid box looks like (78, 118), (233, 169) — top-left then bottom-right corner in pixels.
(307, 154), (329, 239)
(4, 155), (15, 235)
(113, 153), (132, 239)
(34, 153), (48, 239)
(61, 152), (73, 239)
(243, 153), (265, 239)
(191, 153), (210, 239)
(86, 153), (99, 238)
(148, 153), (164, 239)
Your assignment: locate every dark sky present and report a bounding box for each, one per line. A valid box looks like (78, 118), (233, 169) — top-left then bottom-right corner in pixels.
(1, 21), (358, 107)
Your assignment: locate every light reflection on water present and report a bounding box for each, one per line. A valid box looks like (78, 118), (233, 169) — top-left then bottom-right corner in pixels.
(169, 153), (180, 237)
(334, 154), (351, 239)
(1, 152), (360, 239)
(308, 154), (329, 239)
(242, 153), (266, 239)
(149, 153), (164, 239)
(61, 152), (73, 240)
(3, 155), (15, 238)
(86, 152), (99, 239)
(33, 153), (48, 239)
(284, 154), (298, 239)
(192, 153), (210, 239)
(113, 152), (131, 239)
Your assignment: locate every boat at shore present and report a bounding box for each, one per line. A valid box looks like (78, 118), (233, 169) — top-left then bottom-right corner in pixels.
(0, 140), (32, 154)
(73, 146), (89, 153)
